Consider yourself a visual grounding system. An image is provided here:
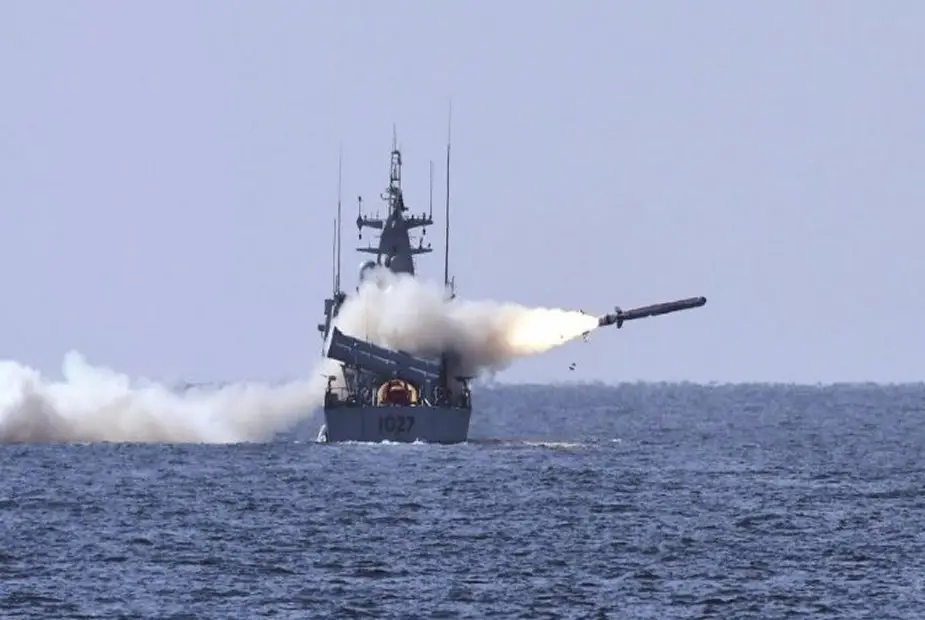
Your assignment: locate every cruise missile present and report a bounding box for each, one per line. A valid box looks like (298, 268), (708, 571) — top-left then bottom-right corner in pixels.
(596, 296), (707, 329)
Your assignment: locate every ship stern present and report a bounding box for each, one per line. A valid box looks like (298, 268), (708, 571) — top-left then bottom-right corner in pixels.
(322, 405), (470, 444)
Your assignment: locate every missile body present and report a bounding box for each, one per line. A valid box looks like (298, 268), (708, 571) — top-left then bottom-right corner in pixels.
(597, 296), (707, 329)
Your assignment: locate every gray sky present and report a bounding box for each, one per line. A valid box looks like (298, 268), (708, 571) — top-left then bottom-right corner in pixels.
(1, 1), (922, 385)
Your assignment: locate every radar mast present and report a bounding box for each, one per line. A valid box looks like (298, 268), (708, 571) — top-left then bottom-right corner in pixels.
(355, 126), (434, 275)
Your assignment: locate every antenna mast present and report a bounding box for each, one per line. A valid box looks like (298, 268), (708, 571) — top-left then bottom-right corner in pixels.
(336, 148), (343, 293)
(443, 102), (452, 289)
(331, 218), (337, 294)
(429, 160), (434, 220)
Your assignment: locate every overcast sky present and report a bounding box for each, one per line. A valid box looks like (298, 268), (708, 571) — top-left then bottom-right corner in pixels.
(1, 1), (922, 385)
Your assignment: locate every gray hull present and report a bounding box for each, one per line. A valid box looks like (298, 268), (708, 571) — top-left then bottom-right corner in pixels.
(322, 405), (471, 444)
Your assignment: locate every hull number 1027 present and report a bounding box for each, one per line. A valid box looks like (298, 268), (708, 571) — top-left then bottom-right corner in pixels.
(379, 415), (415, 434)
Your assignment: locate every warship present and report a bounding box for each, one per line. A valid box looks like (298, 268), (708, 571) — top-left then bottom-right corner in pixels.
(314, 124), (710, 444)
(315, 125), (472, 443)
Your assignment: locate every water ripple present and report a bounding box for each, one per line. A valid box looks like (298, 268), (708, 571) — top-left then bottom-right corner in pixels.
(1, 383), (924, 618)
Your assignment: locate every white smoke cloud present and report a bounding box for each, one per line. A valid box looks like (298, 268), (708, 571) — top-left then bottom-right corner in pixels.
(0, 353), (337, 443)
(332, 268), (598, 376)
(0, 267), (598, 444)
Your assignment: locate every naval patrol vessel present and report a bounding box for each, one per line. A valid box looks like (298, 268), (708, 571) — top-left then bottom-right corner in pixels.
(313, 124), (710, 444)
(316, 126), (472, 444)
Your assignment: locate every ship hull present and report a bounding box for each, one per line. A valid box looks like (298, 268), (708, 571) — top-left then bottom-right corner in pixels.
(321, 405), (471, 444)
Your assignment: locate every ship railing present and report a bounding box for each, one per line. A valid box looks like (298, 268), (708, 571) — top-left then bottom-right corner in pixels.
(324, 386), (362, 407)
(325, 385), (471, 410)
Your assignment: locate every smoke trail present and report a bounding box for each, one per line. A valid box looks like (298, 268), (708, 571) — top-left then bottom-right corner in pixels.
(332, 268), (598, 376)
(0, 353), (336, 443)
(0, 267), (596, 444)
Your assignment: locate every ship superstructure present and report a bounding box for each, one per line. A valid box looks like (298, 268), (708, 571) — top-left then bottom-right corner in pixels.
(316, 123), (471, 443)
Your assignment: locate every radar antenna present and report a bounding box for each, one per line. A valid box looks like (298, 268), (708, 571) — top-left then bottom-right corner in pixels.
(385, 125), (403, 215)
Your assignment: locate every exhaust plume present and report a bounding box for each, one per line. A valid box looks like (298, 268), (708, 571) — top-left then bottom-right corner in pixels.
(332, 268), (598, 376)
(0, 267), (596, 444)
(0, 353), (337, 444)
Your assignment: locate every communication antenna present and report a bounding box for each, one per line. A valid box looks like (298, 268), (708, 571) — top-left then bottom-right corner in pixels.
(336, 147), (343, 293)
(443, 101), (452, 290)
(331, 217), (337, 294)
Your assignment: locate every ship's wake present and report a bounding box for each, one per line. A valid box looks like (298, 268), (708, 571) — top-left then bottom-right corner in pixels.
(0, 268), (597, 443)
